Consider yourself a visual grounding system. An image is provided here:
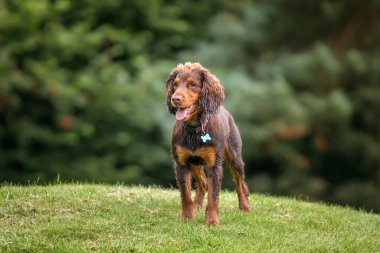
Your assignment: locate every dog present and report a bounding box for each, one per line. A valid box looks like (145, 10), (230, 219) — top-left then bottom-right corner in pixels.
(166, 62), (250, 225)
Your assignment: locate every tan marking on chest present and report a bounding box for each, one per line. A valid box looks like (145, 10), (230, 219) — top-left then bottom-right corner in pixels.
(176, 146), (216, 167)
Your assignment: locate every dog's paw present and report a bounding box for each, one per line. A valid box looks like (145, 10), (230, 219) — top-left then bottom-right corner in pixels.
(205, 209), (219, 225)
(182, 206), (195, 219)
(239, 205), (251, 212)
(205, 217), (219, 226)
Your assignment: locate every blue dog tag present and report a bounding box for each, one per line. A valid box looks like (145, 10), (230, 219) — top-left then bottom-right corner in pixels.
(201, 133), (211, 143)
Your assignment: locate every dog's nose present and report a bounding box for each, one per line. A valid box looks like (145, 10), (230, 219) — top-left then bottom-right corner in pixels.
(171, 95), (182, 104)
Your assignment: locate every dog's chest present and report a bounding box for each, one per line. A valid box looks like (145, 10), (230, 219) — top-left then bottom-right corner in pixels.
(175, 146), (216, 167)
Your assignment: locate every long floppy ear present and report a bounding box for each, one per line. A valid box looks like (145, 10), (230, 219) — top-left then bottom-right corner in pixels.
(166, 70), (178, 114)
(199, 69), (225, 114)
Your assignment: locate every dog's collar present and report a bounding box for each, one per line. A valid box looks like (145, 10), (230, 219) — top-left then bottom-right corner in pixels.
(182, 113), (209, 135)
(183, 113), (202, 134)
(183, 122), (202, 134)
(182, 113), (212, 143)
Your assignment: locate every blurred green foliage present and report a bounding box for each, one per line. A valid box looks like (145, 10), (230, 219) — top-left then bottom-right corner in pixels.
(1, 0), (379, 212)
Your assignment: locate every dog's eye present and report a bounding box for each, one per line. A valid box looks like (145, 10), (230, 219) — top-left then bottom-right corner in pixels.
(173, 83), (178, 90)
(189, 82), (197, 89)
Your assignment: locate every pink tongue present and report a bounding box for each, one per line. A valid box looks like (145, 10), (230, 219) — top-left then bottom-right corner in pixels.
(176, 108), (189, 120)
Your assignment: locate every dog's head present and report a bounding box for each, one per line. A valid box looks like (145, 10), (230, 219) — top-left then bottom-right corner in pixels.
(166, 62), (224, 121)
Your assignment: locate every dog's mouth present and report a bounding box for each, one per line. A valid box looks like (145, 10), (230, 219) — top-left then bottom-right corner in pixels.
(175, 104), (197, 121)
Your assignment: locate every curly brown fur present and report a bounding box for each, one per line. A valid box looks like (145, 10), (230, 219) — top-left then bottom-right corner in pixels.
(166, 62), (250, 225)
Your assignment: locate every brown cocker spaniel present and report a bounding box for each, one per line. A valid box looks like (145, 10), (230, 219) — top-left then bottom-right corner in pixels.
(166, 62), (250, 225)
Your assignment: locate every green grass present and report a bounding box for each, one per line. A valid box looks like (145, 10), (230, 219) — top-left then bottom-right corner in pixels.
(0, 184), (379, 252)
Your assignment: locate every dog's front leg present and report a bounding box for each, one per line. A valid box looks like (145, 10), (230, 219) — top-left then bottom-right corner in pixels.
(205, 164), (223, 225)
(174, 162), (194, 219)
(191, 165), (207, 209)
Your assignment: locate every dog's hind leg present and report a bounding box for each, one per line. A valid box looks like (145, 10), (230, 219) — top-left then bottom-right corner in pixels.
(225, 148), (250, 212)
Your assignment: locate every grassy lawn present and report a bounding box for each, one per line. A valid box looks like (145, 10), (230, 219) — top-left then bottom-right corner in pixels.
(0, 184), (379, 252)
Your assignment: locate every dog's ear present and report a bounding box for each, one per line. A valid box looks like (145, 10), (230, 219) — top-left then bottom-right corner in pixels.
(166, 70), (178, 114)
(199, 69), (225, 114)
